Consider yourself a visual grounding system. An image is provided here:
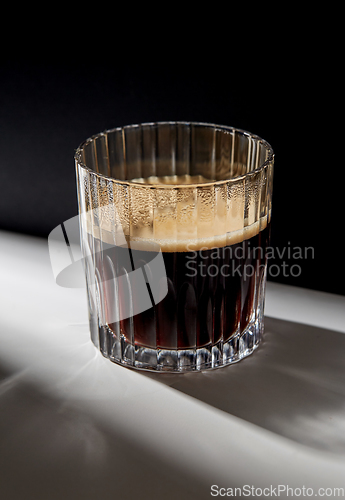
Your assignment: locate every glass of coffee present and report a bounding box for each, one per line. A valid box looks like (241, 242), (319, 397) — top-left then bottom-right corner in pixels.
(75, 122), (274, 372)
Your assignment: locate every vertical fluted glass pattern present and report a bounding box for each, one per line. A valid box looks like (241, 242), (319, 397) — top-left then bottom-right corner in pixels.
(75, 122), (274, 372)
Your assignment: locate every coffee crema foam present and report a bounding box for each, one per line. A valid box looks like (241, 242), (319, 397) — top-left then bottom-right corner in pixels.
(130, 174), (215, 185)
(86, 215), (269, 253)
(85, 174), (270, 252)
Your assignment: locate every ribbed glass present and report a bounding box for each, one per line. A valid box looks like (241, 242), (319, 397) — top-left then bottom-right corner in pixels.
(75, 122), (274, 372)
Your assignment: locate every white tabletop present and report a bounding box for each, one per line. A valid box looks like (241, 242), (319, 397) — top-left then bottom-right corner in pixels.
(1, 229), (345, 500)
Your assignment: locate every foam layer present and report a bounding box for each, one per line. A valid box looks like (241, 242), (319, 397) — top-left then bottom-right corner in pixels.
(130, 174), (215, 185)
(133, 216), (267, 252)
(86, 214), (269, 252)
(83, 174), (270, 252)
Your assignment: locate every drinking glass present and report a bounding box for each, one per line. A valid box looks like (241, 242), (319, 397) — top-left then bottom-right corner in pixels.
(75, 122), (274, 372)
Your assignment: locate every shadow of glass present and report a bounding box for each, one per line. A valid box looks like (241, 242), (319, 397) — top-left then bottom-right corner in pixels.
(143, 316), (345, 455)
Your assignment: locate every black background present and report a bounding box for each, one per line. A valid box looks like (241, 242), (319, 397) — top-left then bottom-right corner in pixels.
(0, 47), (342, 295)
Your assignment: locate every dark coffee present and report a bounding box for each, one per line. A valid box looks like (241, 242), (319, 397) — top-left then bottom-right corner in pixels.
(88, 221), (270, 350)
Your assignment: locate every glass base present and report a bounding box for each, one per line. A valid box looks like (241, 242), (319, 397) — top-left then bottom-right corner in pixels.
(92, 319), (263, 373)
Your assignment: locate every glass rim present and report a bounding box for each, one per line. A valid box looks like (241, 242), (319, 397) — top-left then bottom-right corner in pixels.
(74, 121), (275, 188)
